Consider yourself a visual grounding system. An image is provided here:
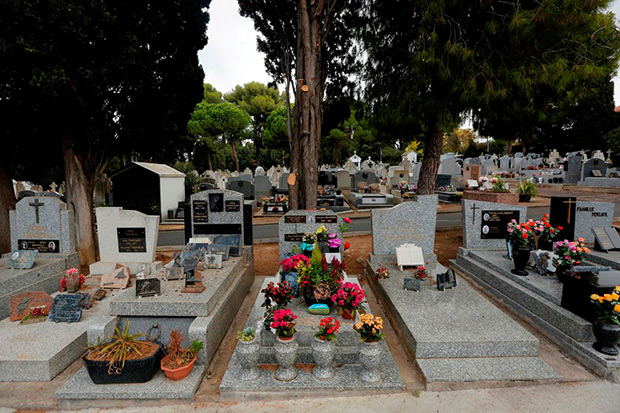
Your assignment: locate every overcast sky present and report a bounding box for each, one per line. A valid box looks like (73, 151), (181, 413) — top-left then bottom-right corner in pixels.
(199, 0), (620, 103)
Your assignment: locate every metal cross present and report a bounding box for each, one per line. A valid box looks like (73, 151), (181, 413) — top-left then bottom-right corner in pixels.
(29, 198), (44, 224)
(563, 198), (575, 224)
(470, 203), (480, 224)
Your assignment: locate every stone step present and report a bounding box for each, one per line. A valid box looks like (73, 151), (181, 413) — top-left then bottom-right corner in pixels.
(453, 252), (593, 342)
(366, 259), (539, 359)
(55, 365), (206, 400)
(417, 357), (561, 386)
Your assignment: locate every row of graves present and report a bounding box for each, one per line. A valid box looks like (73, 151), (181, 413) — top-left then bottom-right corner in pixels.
(453, 195), (620, 381)
(0, 189), (254, 402)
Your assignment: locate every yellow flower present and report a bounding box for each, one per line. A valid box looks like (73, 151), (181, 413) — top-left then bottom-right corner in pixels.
(591, 294), (600, 300)
(316, 226), (327, 234)
(612, 293), (620, 301)
(615, 304), (620, 313)
(599, 297), (604, 303)
(605, 294), (613, 301)
(615, 286), (620, 292)
(372, 328), (376, 334)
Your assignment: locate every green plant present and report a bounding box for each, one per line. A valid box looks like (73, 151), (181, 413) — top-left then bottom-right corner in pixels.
(354, 313), (385, 342)
(92, 321), (146, 374)
(165, 330), (203, 367)
(315, 317), (340, 341)
(490, 176), (509, 192)
(189, 339), (204, 356)
(236, 327), (256, 342)
(517, 180), (537, 196)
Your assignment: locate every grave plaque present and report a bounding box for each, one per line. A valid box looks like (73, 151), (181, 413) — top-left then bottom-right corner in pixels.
(279, 210), (342, 260)
(403, 278), (421, 291)
(193, 200), (208, 223)
(481, 210), (520, 239)
(183, 269), (205, 293)
(284, 233), (305, 242)
(6, 250), (38, 269)
(396, 244), (425, 271)
(136, 278), (161, 297)
(9, 291), (53, 321)
(550, 196), (576, 241)
(49, 294), (83, 323)
(316, 215), (337, 224)
(100, 265), (130, 289)
(163, 266), (184, 281)
(209, 193), (224, 212)
(575, 201), (615, 243)
(436, 269), (457, 291)
(17, 239), (59, 253)
(117, 227), (147, 253)
(592, 228), (620, 252)
(207, 244), (230, 260)
(225, 200), (240, 212)
(205, 253), (223, 269)
(285, 215), (307, 224)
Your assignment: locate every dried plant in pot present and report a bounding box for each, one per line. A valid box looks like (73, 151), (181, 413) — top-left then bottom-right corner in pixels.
(161, 330), (204, 381)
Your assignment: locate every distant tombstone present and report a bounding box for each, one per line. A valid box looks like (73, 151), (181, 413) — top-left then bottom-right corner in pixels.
(9, 291), (53, 321)
(582, 158), (607, 179)
(396, 244), (424, 271)
(226, 179), (255, 200)
(49, 294), (83, 323)
(564, 155), (583, 183)
(462, 199), (526, 250)
(549, 197), (577, 241)
(500, 155), (513, 170)
(255, 175), (272, 199)
(435, 174), (451, 189)
(278, 210), (342, 261)
(574, 201), (614, 243)
(190, 189), (244, 256)
(371, 195), (438, 260)
(352, 170), (378, 191)
(9, 196), (76, 254)
(335, 170), (351, 190)
(255, 166), (266, 176)
(440, 157), (459, 176)
(6, 250), (38, 269)
(462, 164), (481, 185)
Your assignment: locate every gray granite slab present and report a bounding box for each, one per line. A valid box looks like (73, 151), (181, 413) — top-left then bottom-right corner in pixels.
(371, 195), (438, 259)
(587, 250), (620, 270)
(55, 365), (206, 400)
(366, 257), (539, 358)
(109, 254), (248, 317)
(462, 199), (526, 250)
(578, 177), (620, 188)
(575, 201), (615, 243)
(417, 357), (560, 383)
(278, 210), (343, 261)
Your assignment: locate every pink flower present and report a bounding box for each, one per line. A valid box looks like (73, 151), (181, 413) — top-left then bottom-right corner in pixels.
(344, 217), (351, 224)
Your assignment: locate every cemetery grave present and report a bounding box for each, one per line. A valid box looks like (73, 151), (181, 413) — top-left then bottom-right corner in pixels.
(348, 170), (394, 209)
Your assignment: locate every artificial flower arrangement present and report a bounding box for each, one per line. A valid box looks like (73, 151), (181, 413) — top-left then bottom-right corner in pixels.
(331, 282), (366, 319)
(375, 267), (390, 280)
(279, 254), (310, 273)
(60, 267), (86, 292)
(490, 176), (509, 192)
(553, 238), (590, 268)
(591, 286), (620, 326)
(327, 233), (342, 250)
(270, 308), (298, 338)
(297, 247), (345, 303)
(315, 317), (340, 341)
(354, 313), (385, 342)
(261, 281), (293, 309)
(339, 217), (351, 233)
(415, 265), (428, 280)
(506, 219), (534, 248)
(315, 225), (328, 244)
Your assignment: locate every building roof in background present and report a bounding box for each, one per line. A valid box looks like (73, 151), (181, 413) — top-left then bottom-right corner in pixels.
(128, 162), (185, 178)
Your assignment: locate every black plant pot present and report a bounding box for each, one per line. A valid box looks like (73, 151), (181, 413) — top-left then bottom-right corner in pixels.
(83, 343), (161, 384)
(511, 246), (531, 276)
(538, 238), (553, 251)
(555, 264), (571, 283)
(593, 318), (620, 355)
(329, 247), (340, 253)
(518, 194), (532, 202)
(303, 293), (334, 309)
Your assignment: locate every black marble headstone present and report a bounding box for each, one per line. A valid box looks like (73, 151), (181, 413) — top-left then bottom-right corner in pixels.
(550, 196), (576, 241)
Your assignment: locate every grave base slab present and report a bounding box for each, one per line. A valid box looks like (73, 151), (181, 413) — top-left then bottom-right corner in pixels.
(88, 261), (162, 276)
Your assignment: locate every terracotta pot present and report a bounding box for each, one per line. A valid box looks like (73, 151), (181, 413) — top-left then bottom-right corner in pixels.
(161, 354), (197, 381)
(277, 335), (294, 341)
(342, 309), (355, 320)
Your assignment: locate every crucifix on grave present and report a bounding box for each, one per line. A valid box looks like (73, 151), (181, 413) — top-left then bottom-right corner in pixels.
(29, 198), (45, 224)
(470, 203), (480, 224)
(50, 182), (57, 192)
(563, 198), (575, 224)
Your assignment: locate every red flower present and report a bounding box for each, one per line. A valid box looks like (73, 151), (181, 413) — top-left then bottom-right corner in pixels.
(344, 217), (351, 224)
(344, 242), (350, 250)
(523, 233), (528, 239)
(558, 226), (563, 230)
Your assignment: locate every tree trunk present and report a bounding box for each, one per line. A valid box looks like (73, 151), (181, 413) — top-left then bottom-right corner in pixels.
(290, 2), (305, 210)
(417, 124), (443, 195)
(0, 159), (16, 254)
(207, 151), (213, 171)
(231, 140), (240, 172)
(62, 128), (98, 269)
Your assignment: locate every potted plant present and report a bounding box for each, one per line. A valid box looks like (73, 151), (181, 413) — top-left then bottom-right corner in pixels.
(553, 238), (590, 282)
(327, 233), (341, 253)
(60, 268), (86, 293)
(312, 317), (340, 380)
(160, 330), (203, 381)
(537, 214), (562, 250)
(489, 176), (509, 193)
(298, 248), (345, 308)
(83, 321), (161, 384)
(506, 220), (533, 276)
(590, 287), (620, 355)
(271, 308), (298, 381)
(354, 313), (385, 383)
(331, 282), (366, 320)
(301, 233), (316, 257)
(278, 254), (309, 296)
(517, 180), (537, 202)
(236, 327), (260, 380)
(261, 281), (294, 332)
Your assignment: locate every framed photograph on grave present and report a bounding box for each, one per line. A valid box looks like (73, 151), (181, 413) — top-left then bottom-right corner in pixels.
(204, 253), (223, 269)
(209, 193), (224, 212)
(136, 278), (161, 297)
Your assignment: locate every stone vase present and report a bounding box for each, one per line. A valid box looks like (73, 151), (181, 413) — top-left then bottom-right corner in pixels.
(311, 337), (336, 380)
(593, 318), (620, 356)
(65, 274), (81, 293)
(274, 335), (298, 381)
(359, 340), (383, 383)
(236, 336), (260, 381)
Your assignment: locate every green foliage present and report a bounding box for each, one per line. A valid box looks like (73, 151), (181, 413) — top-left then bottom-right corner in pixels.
(236, 327), (256, 342)
(189, 339), (204, 356)
(174, 161), (201, 195)
(203, 83), (223, 104)
(91, 321), (146, 375)
(518, 181), (538, 197)
(262, 105), (291, 167)
(604, 126), (620, 165)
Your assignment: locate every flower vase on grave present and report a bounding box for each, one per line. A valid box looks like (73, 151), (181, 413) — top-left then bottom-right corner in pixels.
(592, 318), (620, 356)
(538, 238), (553, 251)
(312, 337), (336, 380)
(65, 273), (81, 293)
(274, 335), (298, 381)
(237, 335), (261, 380)
(359, 340), (383, 383)
(511, 246), (531, 276)
(341, 308), (355, 320)
(555, 264), (574, 283)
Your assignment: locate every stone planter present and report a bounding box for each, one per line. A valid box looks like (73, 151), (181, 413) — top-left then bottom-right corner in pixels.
(593, 318), (620, 355)
(359, 340), (383, 383)
(274, 335), (298, 381)
(463, 190), (519, 205)
(237, 336), (260, 381)
(311, 337), (336, 380)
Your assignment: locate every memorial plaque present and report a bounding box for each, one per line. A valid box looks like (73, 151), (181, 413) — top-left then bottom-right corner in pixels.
(9, 291), (53, 321)
(284, 233), (305, 242)
(285, 215), (307, 224)
(205, 253), (223, 269)
(396, 244), (425, 271)
(17, 239), (59, 253)
(92, 288), (107, 301)
(192, 200), (208, 223)
(316, 215), (337, 224)
(136, 278), (161, 297)
(207, 244), (230, 260)
(437, 269), (457, 291)
(117, 227), (147, 253)
(225, 200), (241, 212)
(481, 210), (520, 239)
(403, 278), (421, 291)
(163, 266), (184, 281)
(209, 193), (224, 212)
(49, 294), (83, 323)
(593, 228), (614, 252)
(6, 250), (38, 269)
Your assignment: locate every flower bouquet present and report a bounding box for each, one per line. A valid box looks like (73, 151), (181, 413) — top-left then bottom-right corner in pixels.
(590, 287), (620, 355)
(60, 268), (86, 293)
(331, 282), (366, 320)
(298, 248), (345, 308)
(506, 220), (534, 275)
(354, 313), (385, 342)
(261, 281), (293, 309)
(553, 238), (590, 281)
(327, 233), (341, 252)
(270, 308), (298, 339)
(315, 316), (340, 341)
(375, 267), (390, 280)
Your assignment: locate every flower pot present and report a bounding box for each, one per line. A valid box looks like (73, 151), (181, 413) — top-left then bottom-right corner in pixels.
(511, 246), (531, 276)
(341, 309), (355, 320)
(303, 293), (334, 309)
(274, 335), (298, 381)
(555, 264), (572, 283)
(359, 340), (383, 383)
(237, 336), (260, 381)
(538, 238), (553, 251)
(329, 246), (340, 253)
(518, 194), (531, 203)
(312, 337), (336, 380)
(592, 318), (620, 355)
(83, 343), (161, 384)
(66, 274), (81, 293)
(161, 354), (196, 381)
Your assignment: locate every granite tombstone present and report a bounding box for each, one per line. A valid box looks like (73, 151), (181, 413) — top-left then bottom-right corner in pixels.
(462, 199), (526, 250)
(278, 210), (342, 261)
(574, 201), (614, 243)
